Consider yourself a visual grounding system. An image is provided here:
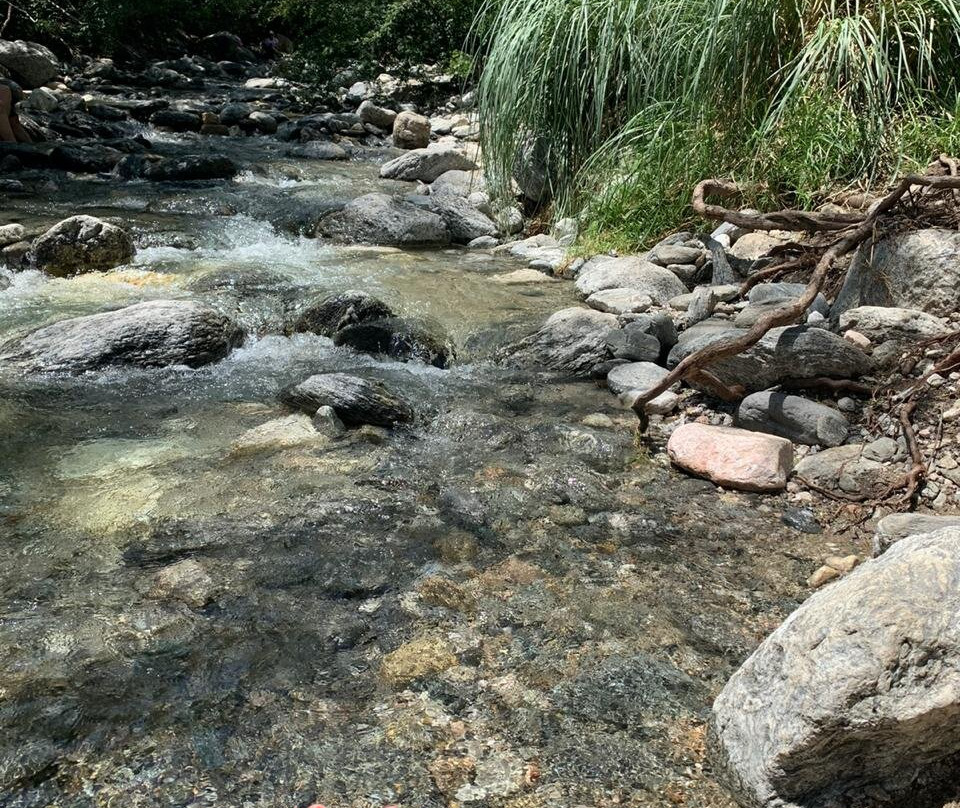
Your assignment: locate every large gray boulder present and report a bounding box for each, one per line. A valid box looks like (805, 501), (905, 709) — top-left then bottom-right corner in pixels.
(793, 440), (904, 498)
(735, 392), (848, 447)
(833, 228), (960, 317)
(502, 307), (618, 377)
(575, 256), (687, 303)
(317, 193), (449, 246)
(32, 215), (134, 276)
(0, 40), (58, 88)
(380, 147), (477, 183)
(669, 325), (871, 391)
(0, 300), (243, 372)
(710, 527), (960, 808)
(838, 305), (951, 346)
(357, 100), (397, 130)
(280, 373), (413, 427)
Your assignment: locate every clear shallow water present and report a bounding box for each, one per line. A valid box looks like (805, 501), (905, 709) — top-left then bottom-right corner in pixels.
(0, 135), (839, 808)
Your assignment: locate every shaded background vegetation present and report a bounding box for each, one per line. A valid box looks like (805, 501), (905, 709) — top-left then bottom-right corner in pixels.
(9, 0), (960, 250)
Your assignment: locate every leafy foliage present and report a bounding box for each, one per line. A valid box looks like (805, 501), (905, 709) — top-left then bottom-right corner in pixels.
(474, 0), (960, 247)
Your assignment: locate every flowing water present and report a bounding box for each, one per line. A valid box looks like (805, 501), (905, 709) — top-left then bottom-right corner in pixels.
(0, 130), (849, 808)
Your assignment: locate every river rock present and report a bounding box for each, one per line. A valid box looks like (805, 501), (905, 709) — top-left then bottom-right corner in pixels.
(380, 147), (476, 183)
(333, 316), (453, 368)
(431, 169), (486, 198)
(358, 100), (397, 129)
(621, 311), (678, 351)
(219, 102), (253, 125)
(575, 256), (687, 303)
(248, 111), (277, 134)
(149, 109), (202, 132)
(147, 559), (216, 608)
(0, 40), (58, 88)
(838, 305), (951, 346)
(0, 300), (243, 372)
(585, 288), (652, 315)
(412, 194), (496, 244)
(607, 361), (679, 414)
(0, 223), (24, 247)
(502, 307), (618, 377)
(833, 228), (960, 317)
(318, 193), (449, 246)
(874, 513), (960, 553)
(605, 324), (662, 363)
(667, 423), (793, 492)
(293, 290), (394, 337)
(793, 441), (903, 497)
(280, 372), (414, 427)
(50, 144), (124, 173)
(735, 392), (848, 447)
(710, 527), (960, 808)
(669, 325), (871, 391)
(393, 111), (431, 149)
(141, 155), (239, 182)
(22, 86), (58, 112)
(649, 243), (703, 267)
(299, 141), (349, 161)
(32, 215), (134, 276)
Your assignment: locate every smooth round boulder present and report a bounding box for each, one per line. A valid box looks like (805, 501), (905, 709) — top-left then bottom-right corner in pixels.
(32, 215), (134, 276)
(280, 373), (413, 427)
(0, 300), (244, 372)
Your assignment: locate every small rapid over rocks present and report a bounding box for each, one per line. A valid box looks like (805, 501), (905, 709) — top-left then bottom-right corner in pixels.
(0, 55), (868, 808)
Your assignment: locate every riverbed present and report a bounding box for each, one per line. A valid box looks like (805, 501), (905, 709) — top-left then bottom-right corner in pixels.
(0, 123), (854, 808)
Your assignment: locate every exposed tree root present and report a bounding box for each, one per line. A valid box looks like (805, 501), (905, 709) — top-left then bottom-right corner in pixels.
(632, 171), (960, 419)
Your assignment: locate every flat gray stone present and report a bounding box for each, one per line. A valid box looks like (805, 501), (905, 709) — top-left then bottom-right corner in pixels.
(380, 147), (477, 183)
(875, 513), (960, 553)
(606, 361), (679, 414)
(838, 305), (951, 345)
(317, 193), (450, 246)
(585, 288), (652, 315)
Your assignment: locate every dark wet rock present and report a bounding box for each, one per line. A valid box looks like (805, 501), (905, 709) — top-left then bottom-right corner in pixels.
(84, 101), (128, 122)
(502, 306), (619, 377)
(199, 31), (256, 62)
(32, 215), (134, 276)
(780, 507), (821, 534)
(118, 154), (239, 182)
(833, 228), (960, 317)
(380, 147), (477, 183)
(333, 316), (454, 368)
(317, 193), (450, 246)
(0, 300), (243, 372)
(148, 109), (202, 132)
(514, 136), (551, 205)
(0, 40), (58, 88)
(710, 527), (960, 808)
(292, 290), (394, 338)
(108, 98), (168, 122)
(49, 144), (124, 173)
(669, 325), (871, 391)
(280, 372), (413, 427)
(248, 111), (277, 134)
(219, 102), (253, 125)
(736, 392), (848, 447)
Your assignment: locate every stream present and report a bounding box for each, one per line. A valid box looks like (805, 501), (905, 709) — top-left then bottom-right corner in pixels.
(0, 114), (843, 808)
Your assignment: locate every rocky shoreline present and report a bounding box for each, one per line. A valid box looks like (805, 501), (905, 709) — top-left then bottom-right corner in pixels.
(3, 31), (960, 808)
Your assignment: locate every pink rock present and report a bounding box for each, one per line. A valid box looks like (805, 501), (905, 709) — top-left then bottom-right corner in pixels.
(667, 423), (794, 492)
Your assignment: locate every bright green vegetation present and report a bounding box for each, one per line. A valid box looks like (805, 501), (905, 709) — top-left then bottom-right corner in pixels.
(473, 0), (960, 250)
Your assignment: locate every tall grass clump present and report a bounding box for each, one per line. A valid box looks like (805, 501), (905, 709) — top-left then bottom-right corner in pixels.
(473, 0), (960, 247)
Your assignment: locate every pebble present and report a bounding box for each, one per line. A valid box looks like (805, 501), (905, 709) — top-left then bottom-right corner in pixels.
(582, 412), (615, 429)
(781, 507), (821, 534)
(843, 329), (872, 351)
(837, 397), (857, 413)
(807, 565), (840, 588)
